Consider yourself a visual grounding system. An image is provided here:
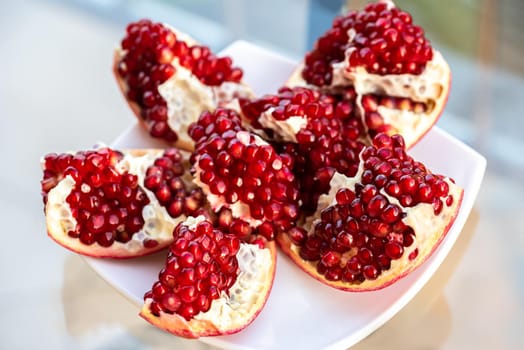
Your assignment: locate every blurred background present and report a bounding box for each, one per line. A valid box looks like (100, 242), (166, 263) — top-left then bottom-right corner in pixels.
(1, 0), (523, 349)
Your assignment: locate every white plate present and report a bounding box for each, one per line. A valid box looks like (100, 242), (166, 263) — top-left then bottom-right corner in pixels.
(86, 41), (487, 350)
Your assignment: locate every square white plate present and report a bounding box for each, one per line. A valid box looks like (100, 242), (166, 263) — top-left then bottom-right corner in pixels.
(86, 41), (487, 350)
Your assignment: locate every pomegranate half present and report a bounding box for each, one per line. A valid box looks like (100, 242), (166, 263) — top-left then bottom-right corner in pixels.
(113, 19), (253, 150)
(140, 215), (276, 338)
(287, 0), (451, 149)
(41, 146), (205, 258)
(277, 133), (463, 291)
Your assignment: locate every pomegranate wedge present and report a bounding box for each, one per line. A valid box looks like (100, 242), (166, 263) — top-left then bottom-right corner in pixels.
(114, 19), (253, 150)
(41, 147), (205, 258)
(140, 215), (276, 338)
(189, 108), (300, 239)
(277, 133), (463, 291)
(287, 0), (451, 148)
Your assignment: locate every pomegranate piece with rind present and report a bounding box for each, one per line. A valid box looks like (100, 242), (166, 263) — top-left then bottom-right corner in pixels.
(277, 133), (463, 291)
(140, 215), (276, 338)
(114, 19), (254, 150)
(41, 147), (201, 258)
(288, 0), (451, 148)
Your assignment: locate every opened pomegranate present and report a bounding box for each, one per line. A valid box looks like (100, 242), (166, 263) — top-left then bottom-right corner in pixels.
(140, 215), (276, 338)
(114, 19), (253, 150)
(240, 86), (365, 213)
(277, 133), (463, 291)
(287, 0), (451, 148)
(41, 146), (205, 258)
(188, 108), (300, 239)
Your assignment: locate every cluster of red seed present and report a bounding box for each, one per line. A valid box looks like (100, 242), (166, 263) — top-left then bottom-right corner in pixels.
(189, 109), (280, 241)
(41, 148), (152, 247)
(180, 47), (243, 86)
(303, 1), (433, 86)
(216, 207), (276, 242)
(296, 184), (415, 282)
(145, 219), (241, 320)
(190, 109), (300, 233)
(240, 87), (333, 125)
(144, 148), (205, 218)
(360, 94), (428, 138)
(241, 87), (365, 213)
(118, 19), (243, 142)
(188, 108), (244, 144)
(197, 132), (299, 230)
(360, 133), (453, 212)
(291, 133), (453, 283)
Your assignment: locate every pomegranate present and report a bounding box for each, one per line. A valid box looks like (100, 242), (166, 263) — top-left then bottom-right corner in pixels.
(188, 108), (300, 239)
(240, 86), (365, 214)
(140, 215), (276, 338)
(114, 19), (254, 150)
(287, 0), (451, 148)
(277, 133), (463, 291)
(41, 146), (205, 258)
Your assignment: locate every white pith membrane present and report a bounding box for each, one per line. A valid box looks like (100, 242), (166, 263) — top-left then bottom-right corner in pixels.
(45, 149), (191, 257)
(257, 107), (308, 143)
(157, 60), (254, 147)
(192, 130), (271, 228)
(286, 151), (462, 291)
(286, 0), (451, 148)
(141, 215), (275, 337)
(115, 25), (254, 149)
